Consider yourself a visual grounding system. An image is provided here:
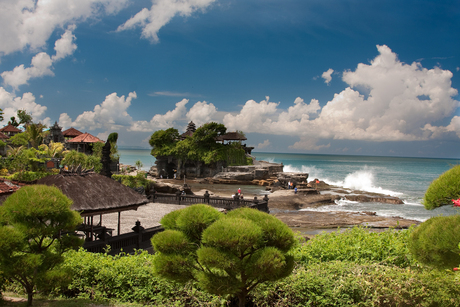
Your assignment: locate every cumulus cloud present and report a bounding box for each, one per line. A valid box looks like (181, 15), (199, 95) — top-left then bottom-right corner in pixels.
(52, 24), (77, 61)
(0, 87), (50, 126)
(129, 98), (189, 132)
(224, 45), (460, 145)
(59, 91), (136, 131)
(321, 68), (334, 85)
(257, 139), (270, 149)
(1, 52), (53, 90)
(186, 101), (217, 126)
(0, 0), (129, 56)
(117, 0), (216, 42)
(1, 24), (77, 90)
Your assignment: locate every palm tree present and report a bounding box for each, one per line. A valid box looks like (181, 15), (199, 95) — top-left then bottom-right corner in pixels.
(26, 123), (47, 149)
(7, 145), (24, 157)
(39, 141), (66, 158)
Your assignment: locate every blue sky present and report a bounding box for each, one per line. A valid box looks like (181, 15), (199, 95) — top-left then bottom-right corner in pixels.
(0, 0), (459, 158)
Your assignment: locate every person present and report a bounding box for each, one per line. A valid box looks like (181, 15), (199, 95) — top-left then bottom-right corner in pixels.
(294, 187), (297, 194)
(238, 188), (241, 195)
(288, 181), (291, 189)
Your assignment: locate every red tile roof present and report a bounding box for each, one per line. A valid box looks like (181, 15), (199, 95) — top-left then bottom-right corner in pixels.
(0, 124), (21, 133)
(0, 132), (9, 140)
(67, 132), (104, 143)
(62, 127), (83, 137)
(0, 180), (20, 194)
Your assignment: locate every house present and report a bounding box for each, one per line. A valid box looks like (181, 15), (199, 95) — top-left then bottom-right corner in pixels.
(0, 124), (21, 138)
(62, 127), (83, 141)
(67, 132), (104, 155)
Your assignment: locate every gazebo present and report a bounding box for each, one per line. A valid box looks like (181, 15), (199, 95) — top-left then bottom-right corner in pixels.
(67, 132), (103, 155)
(37, 172), (150, 240)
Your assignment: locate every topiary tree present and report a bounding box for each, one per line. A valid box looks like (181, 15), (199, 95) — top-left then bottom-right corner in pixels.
(0, 185), (82, 306)
(423, 165), (460, 210)
(409, 215), (460, 269)
(151, 205), (297, 307)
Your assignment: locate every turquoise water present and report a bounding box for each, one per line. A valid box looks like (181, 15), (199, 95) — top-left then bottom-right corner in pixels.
(119, 149), (460, 221)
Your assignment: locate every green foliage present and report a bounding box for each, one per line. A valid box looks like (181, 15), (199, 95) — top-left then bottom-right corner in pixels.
(423, 164), (460, 209)
(26, 123), (48, 149)
(135, 160), (143, 170)
(152, 205), (296, 307)
(253, 261), (460, 307)
(112, 173), (151, 189)
(150, 123), (250, 166)
(62, 150), (102, 172)
(149, 128), (179, 157)
(9, 132), (29, 146)
(57, 249), (223, 306)
(0, 140), (6, 148)
(11, 170), (51, 182)
(0, 185), (82, 305)
(409, 215), (460, 269)
(297, 226), (415, 268)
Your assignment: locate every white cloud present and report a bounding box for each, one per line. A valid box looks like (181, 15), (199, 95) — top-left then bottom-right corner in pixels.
(289, 138), (330, 151)
(129, 98), (189, 132)
(59, 91), (136, 131)
(257, 139), (270, 149)
(1, 52), (54, 90)
(186, 101), (217, 126)
(0, 0), (129, 56)
(52, 24), (77, 61)
(117, 0), (216, 42)
(321, 68), (334, 85)
(0, 87), (50, 126)
(1, 24), (78, 90)
(224, 45), (460, 143)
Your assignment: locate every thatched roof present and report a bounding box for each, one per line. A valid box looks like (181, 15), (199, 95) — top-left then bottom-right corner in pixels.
(37, 173), (149, 216)
(62, 127), (83, 138)
(0, 124), (21, 133)
(67, 132), (103, 144)
(216, 131), (247, 142)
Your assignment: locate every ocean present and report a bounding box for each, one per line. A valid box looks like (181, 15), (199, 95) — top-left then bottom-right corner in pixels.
(118, 149), (460, 222)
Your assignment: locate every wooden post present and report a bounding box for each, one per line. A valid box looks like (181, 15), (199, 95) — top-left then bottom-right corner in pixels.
(118, 211), (121, 236)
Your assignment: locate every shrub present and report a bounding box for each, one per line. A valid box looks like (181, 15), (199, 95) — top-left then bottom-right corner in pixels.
(409, 215), (460, 269)
(297, 226), (415, 268)
(423, 164), (460, 209)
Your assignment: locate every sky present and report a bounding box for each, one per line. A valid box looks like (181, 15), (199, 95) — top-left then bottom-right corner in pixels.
(0, 0), (459, 158)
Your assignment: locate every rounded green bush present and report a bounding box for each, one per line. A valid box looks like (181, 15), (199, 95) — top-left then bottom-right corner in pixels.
(423, 164), (460, 209)
(409, 215), (460, 269)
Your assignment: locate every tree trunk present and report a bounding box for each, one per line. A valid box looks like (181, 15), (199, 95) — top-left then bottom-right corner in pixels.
(237, 290), (247, 307)
(27, 290), (33, 306)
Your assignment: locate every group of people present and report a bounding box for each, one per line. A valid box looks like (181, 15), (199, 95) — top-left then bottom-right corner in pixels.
(287, 181), (298, 194)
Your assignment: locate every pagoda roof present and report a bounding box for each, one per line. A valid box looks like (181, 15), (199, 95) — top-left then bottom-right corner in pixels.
(62, 127), (83, 137)
(0, 124), (21, 133)
(67, 132), (104, 144)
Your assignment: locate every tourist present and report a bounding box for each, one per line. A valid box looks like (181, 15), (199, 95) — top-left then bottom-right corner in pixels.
(288, 181), (291, 189)
(294, 187), (297, 194)
(238, 188), (241, 195)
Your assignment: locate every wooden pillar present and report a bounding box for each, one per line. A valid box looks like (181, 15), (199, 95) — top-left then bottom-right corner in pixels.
(90, 215), (94, 241)
(117, 211), (121, 236)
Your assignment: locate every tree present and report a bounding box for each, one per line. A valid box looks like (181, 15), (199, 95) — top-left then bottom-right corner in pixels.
(17, 109), (32, 126)
(9, 132), (29, 147)
(149, 128), (179, 157)
(135, 160), (143, 170)
(409, 215), (460, 269)
(151, 205), (297, 307)
(39, 141), (66, 158)
(0, 185), (82, 306)
(26, 123), (47, 149)
(423, 165), (460, 209)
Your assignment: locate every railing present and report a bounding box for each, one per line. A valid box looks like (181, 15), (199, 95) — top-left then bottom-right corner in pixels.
(150, 191), (269, 212)
(83, 224), (164, 255)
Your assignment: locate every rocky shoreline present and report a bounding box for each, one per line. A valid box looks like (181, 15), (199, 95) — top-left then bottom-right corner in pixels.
(151, 177), (420, 232)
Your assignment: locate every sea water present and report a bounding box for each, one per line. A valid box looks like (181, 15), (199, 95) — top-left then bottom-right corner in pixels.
(118, 149), (460, 221)
(252, 152), (460, 221)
